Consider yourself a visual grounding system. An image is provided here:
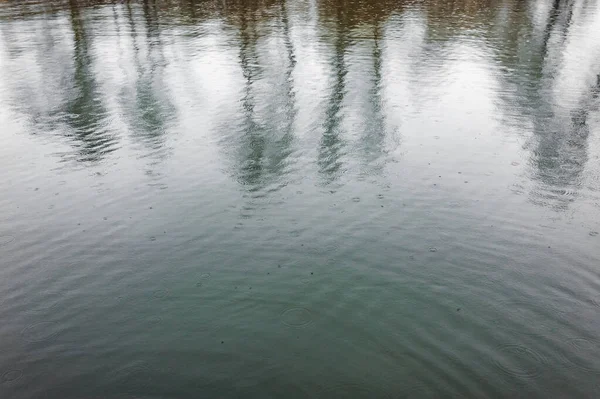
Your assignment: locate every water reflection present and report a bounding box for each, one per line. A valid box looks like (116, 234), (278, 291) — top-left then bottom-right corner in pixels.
(65, 0), (116, 162)
(0, 0), (598, 207)
(122, 0), (175, 159)
(317, 3), (348, 184)
(231, 0), (296, 193)
(510, 0), (599, 209)
(236, 0), (268, 189)
(356, 16), (390, 174)
(3, 1), (600, 399)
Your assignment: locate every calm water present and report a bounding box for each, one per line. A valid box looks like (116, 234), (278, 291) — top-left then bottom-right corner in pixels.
(0, 0), (599, 397)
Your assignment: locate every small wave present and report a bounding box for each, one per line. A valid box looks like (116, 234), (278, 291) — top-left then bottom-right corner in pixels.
(493, 344), (545, 380)
(560, 338), (600, 373)
(317, 383), (391, 398)
(1, 369), (23, 384)
(0, 235), (15, 246)
(21, 321), (59, 343)
(280, 307), (313, 328)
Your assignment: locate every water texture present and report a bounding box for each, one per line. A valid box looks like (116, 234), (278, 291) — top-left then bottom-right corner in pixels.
(1, 0), (600, 397)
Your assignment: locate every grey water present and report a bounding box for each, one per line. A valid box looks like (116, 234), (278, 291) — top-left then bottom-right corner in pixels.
(0, 0), (600, 397)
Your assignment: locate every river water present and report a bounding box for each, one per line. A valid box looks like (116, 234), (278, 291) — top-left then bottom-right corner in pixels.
(0, 0), (599, 397)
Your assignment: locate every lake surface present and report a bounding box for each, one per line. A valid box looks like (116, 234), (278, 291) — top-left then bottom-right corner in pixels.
(0, 0), (599, 397)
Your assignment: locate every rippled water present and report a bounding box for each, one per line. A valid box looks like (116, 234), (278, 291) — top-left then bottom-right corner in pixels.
(1, 0), (599, 397)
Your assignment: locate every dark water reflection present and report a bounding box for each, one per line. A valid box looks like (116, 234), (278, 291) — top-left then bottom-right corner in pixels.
(1, 0), (600, 398)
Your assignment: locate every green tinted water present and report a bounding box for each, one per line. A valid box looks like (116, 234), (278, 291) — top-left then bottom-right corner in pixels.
(1, 0), (600, 397)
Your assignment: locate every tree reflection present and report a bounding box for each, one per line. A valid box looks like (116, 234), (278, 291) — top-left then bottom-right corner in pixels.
(0, 0), (597, 198)
(526, 0), (596, 210)
(358, 15), (388, 173)
(121, 0), (175, 159)
(64, 0), (117, 163)
(317, 1), (348, 184)
(235, 0), (267, 189)
(229, 0), (297, 195)
(481, 0), (596, 210)
(0, 0), (118, 163)
(0, 11), (70, 130)
(280, 0), (297, 139)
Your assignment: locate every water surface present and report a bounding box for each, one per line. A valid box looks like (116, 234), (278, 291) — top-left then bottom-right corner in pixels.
(1, 0), (600, 397)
